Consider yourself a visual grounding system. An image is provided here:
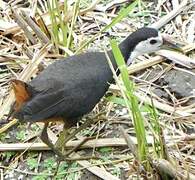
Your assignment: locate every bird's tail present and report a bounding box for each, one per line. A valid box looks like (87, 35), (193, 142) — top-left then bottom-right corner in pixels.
(0, 79), (31, 126)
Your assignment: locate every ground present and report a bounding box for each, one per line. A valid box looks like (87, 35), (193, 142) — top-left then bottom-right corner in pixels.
(0, 0), (195, 179)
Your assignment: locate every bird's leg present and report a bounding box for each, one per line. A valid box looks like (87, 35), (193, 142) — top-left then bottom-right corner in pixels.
(40, 122), (64, 158)
(55, 112), (105, 155)
(55, 117), (94, 151)
(55, 126), (69, 154)
(63, 111), (105, 145)
(41, 122), (70, 176)
(40, 121), (96, 161)
(64, 136), (95, 157)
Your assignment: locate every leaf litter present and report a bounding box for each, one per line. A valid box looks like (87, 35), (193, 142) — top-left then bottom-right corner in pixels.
(0, 0), (195, 179)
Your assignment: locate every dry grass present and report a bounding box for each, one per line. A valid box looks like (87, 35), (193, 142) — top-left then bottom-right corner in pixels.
(0, 0), (194, 179)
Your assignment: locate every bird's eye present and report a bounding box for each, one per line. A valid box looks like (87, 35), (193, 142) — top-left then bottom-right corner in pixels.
(150, 39), (157, 44)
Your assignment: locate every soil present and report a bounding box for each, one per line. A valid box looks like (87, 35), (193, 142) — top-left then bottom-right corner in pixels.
(145, 67), (195, 106)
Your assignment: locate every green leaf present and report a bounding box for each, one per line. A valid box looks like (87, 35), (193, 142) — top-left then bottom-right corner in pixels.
(27, 158), (38, 170)
(43, 157), (56, 170)
(55, 162), (69, 179)
(107, 96), (126, 106)
(99, 147), (112, 153)
(16, 130), (26, 141)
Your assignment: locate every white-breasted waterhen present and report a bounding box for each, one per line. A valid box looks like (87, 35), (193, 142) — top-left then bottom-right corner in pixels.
(9, 27), (179, 158)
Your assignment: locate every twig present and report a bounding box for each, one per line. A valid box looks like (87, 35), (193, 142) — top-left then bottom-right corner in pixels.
(64, 137), (96, 156)
(21, 10), (50, 44)
(0, 119), (18, 134)
(11, 8), (37, 44)
(119, 126), (138, 158)
(73, 153), (120, 180)
(127, 56), (164, 75)
(79, 0), (101, 15)
(0, 138), (127, 151)
(151, 0), (188, 29)
(172, 0), (182, 27)
(157, 50), (195, 68)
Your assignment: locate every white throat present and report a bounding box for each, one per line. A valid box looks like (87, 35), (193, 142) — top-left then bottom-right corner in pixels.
(127, 50), (142, 65)
(126, 32), (163, 66)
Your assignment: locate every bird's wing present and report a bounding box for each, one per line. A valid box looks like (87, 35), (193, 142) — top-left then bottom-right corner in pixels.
(15, 81), (103, 122)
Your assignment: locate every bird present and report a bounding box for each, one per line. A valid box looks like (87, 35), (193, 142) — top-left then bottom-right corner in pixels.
(10, 27), (179, 158)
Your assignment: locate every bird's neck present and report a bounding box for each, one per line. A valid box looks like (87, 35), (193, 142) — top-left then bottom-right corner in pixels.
(108, 35), (137, 71)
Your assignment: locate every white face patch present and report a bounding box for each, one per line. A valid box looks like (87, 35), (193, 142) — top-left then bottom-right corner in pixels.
(127, 32), (163, 65)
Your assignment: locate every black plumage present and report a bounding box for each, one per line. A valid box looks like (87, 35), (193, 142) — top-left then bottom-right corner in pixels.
(16, 52), (114, 125)
(10, 27), (167, 157)
(15, 27), (159, 125)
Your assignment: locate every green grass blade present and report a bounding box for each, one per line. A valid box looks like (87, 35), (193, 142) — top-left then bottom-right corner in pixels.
(109, 39), (149, 167)
(63, 0), (68, 46)
(75, 0), (138, 53)
(107, 96), (126, 106)
(54, 0), (67, 47)
(67, 0), (80, 49)
(101, 0), (138, 32)
(47, 0), (59, 52)
(147, 99), (169, 160)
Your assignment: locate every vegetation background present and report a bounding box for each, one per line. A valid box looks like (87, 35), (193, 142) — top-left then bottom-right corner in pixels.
(0, 0), (194, 179)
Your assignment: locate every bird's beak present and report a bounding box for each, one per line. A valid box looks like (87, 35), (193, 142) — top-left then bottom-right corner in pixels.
(162, 35), (183, 52)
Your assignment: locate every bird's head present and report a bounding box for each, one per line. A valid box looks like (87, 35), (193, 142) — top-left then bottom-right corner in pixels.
(120, 27), (180, 65)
